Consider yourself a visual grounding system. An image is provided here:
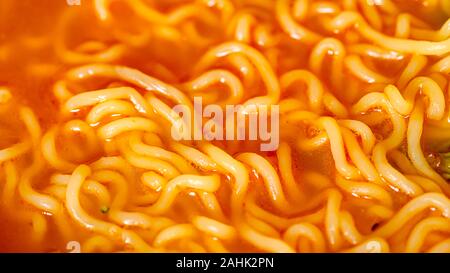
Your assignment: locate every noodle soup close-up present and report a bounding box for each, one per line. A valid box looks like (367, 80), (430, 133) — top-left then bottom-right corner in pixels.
(0, 0), (449, 253)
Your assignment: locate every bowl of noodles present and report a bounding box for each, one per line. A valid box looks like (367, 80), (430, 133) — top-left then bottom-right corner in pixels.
(0, 0), (449, 253)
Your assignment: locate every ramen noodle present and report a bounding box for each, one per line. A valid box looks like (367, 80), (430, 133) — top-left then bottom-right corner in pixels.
(0, 0), (449, 253)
